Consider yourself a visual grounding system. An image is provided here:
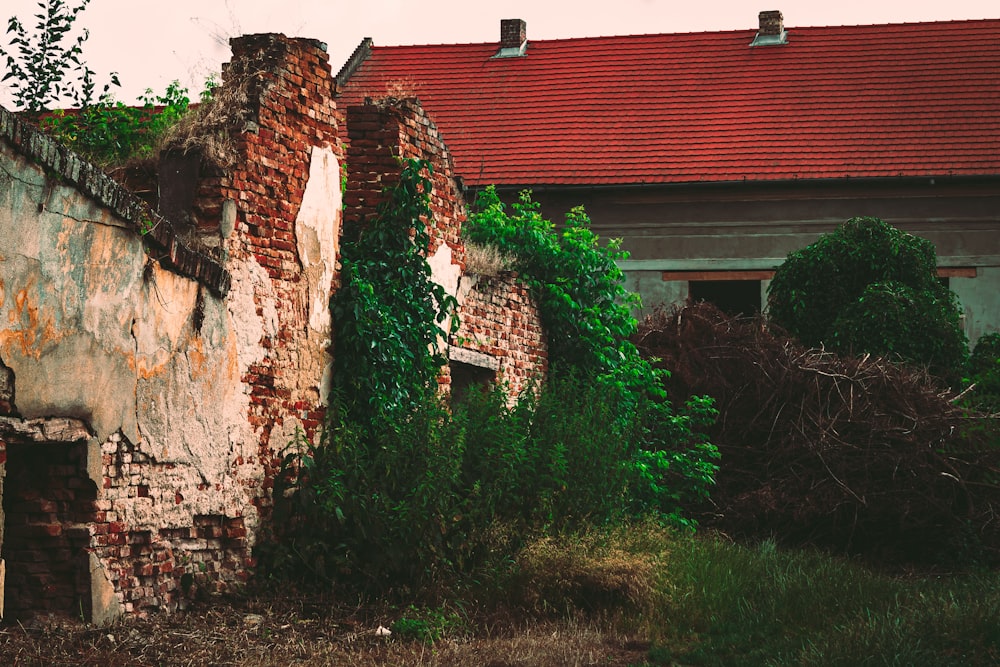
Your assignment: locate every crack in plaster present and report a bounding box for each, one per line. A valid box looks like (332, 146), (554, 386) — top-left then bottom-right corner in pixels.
(0, 163), (126, 229)
(129, 317), (143, 449)
(49, 209), (126, 228)
(0, 163), (39, 187)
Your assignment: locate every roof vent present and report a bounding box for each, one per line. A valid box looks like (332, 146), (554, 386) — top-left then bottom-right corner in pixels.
(751, 10), (788, 46)
(494, 19), (527, 58)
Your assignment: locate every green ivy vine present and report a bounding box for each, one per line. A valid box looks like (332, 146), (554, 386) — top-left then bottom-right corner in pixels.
(330, 157), (458, 424)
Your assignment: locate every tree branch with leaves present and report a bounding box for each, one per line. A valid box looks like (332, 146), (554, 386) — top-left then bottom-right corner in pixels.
(1, 0), (118, 113)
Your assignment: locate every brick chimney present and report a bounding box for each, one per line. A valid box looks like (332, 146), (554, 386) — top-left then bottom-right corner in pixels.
(751, 9), (787, 46)
(758, 10), (783, 35)
(500, 19), (526, 50)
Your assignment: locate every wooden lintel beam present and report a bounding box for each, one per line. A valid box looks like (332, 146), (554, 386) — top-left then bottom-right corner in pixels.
(938, 267), (977, 278)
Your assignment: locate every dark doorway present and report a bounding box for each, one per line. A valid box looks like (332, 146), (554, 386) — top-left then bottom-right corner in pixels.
(2, 440), (97, 621)
(689, 280), (762, 316)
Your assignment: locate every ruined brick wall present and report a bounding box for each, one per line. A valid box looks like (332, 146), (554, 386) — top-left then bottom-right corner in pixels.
(196, 33), (343, 503)
(344, 98), (547, 396)
(0, 33), (546, 623)
(90, 433), (251, 615)
(343, 97), (464, 265)
(0, 33), (343, 619)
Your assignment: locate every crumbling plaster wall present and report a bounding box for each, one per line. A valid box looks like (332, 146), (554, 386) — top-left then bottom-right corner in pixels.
(0, 132), (260, 495)
(0, 137), (261, 616)
(0, 32), (343, 615)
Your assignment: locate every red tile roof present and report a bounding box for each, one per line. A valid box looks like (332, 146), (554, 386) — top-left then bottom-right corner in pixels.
(336, 19), (1000, 188)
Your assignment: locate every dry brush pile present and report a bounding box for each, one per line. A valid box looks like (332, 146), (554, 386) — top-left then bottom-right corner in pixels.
(635, 302), (1000, 566)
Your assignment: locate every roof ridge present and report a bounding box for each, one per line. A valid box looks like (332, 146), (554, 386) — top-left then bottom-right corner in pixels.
(366, 17), (1000, 52)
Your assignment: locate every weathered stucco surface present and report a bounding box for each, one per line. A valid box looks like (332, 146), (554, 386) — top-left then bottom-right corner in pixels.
(0, 140), (253, 616)
(0, 140), (268, 490)
(428, 241), (463, 336)
(1, 148), (143, 442)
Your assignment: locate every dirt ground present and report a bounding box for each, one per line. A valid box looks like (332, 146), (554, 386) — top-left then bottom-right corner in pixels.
(0, 594), (652, 666)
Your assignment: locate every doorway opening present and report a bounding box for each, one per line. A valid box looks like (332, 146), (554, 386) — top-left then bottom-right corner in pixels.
(2, 439), (97, 621)
(448, 346), (500, 405)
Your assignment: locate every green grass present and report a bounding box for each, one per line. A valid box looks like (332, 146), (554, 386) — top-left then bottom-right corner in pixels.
(482, 522), (1000, 666)
(618, 530), (1000, 666)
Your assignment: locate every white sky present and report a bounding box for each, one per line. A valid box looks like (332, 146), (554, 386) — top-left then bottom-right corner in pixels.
(2, 0), (998, 107)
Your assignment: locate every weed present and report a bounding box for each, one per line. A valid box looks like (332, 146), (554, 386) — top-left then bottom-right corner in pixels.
(462, 241), (514, 277)
(390, 604), (466, 644)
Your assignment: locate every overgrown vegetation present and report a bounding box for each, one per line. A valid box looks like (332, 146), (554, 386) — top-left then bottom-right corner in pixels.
(261, 166), (717, 596)
(461, 240), (514, 277)
(465, 188), (641, 373)
(767, 216), (969, 382)
(2, 0), (211, 167)
(330, 159), (458, 424)
(6, 527), (1000, 665)
(463, 187), (719, 525)
(40, 80), (205, 165)
(966, 333), (1000, 413)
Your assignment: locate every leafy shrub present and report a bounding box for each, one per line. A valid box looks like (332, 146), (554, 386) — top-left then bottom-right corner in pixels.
(513, 373), (634, 528)
(456, 372), (714, 536)
(831, 280), (966, 379)
(1, 0), (118, 113)
(628, 394), (719, 529)
(264, 391), (465, 593)
(464, 188), (718, 526)
(767, 216), (968, 381)
(265, 376), (716, 593)
(967, 333), (1000, 411)
(465, 187), (641, 378)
